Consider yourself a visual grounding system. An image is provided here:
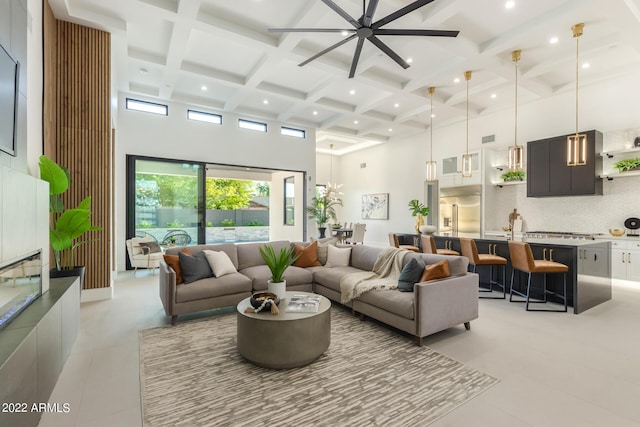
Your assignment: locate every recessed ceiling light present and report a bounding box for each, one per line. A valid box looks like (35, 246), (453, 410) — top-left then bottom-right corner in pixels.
(263, 99), (269, 104)
(431, 114), (436, 118)
(454, 77), (460, 83)
(201, 85), (207, 91)
(313, 111), (318, 115)
(388, 128), (393, 132)
(406, 57), (413, 63)
(354, 120), (359, 124)
(394, 103), (399, 108)
(341, 30), (349, 36)
(491, 93), (497, 99)
(505, 1), (515, 9)
(582, 62), (590, 69)
(349, 89), (356, 95)
(549, 36), (559, 44)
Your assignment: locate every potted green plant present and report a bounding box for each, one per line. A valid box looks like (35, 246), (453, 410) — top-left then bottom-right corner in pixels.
(500, 170), (526, 182)
(613, 157), (640, 172)
(408, 199), (432, 234)
(305, 185), (342, 238)
(259, 244), (299, 300)
(39, 155), (101, 286)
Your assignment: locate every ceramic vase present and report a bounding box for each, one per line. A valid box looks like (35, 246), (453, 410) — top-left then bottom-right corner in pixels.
(267, 280), (287, 300)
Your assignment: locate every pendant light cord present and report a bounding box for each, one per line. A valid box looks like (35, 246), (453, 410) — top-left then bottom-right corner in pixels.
(466, 75), (469, 154)
(430, 91), (433, 162)
(514, 55), (518, 148)
(575, 34), (579, 136)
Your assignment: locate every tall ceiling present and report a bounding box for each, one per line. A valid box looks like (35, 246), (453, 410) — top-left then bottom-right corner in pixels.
(49, 0), (640, 154)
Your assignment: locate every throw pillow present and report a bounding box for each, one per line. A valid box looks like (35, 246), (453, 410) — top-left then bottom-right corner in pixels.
(139, 241), (162, 253)
(162, 248), (191, 284)
(397, 257), (426, 292)
(420, 260), (451, 283)
(293, 241), (321, 267)
(179, 251), (213, 284)
(316, 237), (340, 265)
(203, 250), (237, 277)
(325, 244), (351, 268)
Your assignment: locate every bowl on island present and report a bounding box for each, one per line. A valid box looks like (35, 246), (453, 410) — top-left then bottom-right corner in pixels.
(609, 228), (625, 237)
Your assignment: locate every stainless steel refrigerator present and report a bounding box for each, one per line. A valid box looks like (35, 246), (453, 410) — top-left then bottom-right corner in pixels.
(439, 185), (481, 236)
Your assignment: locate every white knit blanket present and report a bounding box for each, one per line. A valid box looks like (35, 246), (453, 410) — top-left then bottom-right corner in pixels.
(340, 247), (407, 304)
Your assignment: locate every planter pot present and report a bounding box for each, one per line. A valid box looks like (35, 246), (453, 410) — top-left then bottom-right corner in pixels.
(267, 280), (287, 300)
(419, 225), (437, 235)
(619, 165), (640, 173)
(50, 265), (85, 294)
(318, 227), (327, 238)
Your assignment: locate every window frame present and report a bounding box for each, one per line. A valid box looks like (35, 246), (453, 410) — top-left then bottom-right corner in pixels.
(125, 98), (168, 116)
(238, 118), (268, 132)
(187, 109), (222, 125)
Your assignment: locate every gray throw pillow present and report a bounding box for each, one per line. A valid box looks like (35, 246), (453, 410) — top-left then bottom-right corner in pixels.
(139, 241), (162, 253)
(397, 258), (425, 292)
(179, 251), (213, 284)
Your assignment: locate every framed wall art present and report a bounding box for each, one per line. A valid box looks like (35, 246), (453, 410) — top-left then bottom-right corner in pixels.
(361, 193), (389, 220)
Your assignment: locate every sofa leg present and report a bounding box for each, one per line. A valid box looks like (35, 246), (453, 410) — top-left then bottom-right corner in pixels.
(359, 313), (365, 321)
(171, 315), (177, 326)
(416, 336), (423, 347)
(464, 321), (471, 331)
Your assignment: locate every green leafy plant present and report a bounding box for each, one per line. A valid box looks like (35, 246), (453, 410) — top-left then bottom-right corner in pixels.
(500, 170), (526, 182)
(165, 219), (184, 228)
(169, 236), (176, 244)
(205, 220), (214, 227)
(408, 199), (430, 217)
(220, 219), (236, 227)
(259, 244), (299, 283)
(138, 220), (154, 228)
(306, 186), (342, 227)
(613, 157), (640, 172)
(39, 155), (101, 271)
(246, 220), (264, 226)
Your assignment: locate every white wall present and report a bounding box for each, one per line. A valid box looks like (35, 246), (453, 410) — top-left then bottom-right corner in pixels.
(115, 93), (316, 270)
(269, 171), (305, 242)
(335, 71), (640, 245)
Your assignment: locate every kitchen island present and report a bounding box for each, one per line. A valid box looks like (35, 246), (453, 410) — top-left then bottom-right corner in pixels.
(398, 233), (611, 314)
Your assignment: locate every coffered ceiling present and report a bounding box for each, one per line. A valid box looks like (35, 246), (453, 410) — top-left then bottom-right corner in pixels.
(49, 0), (640, 154)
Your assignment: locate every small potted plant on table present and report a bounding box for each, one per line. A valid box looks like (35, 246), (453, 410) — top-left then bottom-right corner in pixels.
(259, 244), (299, 301)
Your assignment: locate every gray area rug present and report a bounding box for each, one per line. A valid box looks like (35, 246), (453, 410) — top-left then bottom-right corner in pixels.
(139, 308), (497, 427)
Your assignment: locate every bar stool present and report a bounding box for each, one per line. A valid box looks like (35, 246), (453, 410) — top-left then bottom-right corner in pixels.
(389, 233), (419, 252)
(420, 235), (459, 256)
(507, 241), (568, 312)
(459, 238), (507, 299)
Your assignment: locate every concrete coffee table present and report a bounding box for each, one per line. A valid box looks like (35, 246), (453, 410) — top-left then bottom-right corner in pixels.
(236, 291), (331, 369)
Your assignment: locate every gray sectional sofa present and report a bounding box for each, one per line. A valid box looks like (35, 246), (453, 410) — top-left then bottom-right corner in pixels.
(159, 241), (479, 345)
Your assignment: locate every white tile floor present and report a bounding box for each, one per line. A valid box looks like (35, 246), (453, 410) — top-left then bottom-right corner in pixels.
(39, 272), (640, 427)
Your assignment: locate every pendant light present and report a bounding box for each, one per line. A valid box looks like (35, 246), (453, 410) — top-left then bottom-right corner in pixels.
(508, 50), (524, 171)
(426, 86), (437, 182)
(567, 23), (587, 166)
(461, 71), (473, 178)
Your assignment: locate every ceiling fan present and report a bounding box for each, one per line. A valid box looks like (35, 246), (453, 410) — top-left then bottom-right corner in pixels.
(268, 0), (460, 78)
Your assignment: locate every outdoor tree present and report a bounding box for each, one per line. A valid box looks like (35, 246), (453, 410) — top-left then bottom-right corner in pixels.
(205, 178), (253, 210)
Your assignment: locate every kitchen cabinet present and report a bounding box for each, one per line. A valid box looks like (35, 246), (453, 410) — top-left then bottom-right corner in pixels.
(439, 151), (481, 187)
(527, 130), (603, 197)
(611, 240), (640, 281)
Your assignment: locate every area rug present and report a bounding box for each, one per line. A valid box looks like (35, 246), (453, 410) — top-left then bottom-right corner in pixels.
(139, 308), (497, 427)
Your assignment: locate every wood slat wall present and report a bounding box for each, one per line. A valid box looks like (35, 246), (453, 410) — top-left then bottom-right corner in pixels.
(44, 16), (112, 290)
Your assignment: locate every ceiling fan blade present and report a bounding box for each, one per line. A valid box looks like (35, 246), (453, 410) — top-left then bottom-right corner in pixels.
(268, 28), (355, 33)
(367, 35), (410, 69)
(321, 0), (361, 28)
(349, 37), (366, 78)
(372, 0), (435, 29)
(299, 34), (357, 67)
(374, 29), (459, 37)
(363, 0), (380, 27)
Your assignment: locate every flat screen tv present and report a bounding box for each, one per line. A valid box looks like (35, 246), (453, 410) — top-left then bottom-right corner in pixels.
(0, 42), (19, 157)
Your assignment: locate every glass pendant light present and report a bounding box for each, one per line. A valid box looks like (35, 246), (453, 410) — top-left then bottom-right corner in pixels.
(567, 23), (587, 166)
(461, 71), (473, 178)
(426, 86), (437, 181)
(508, 50), (524, 171)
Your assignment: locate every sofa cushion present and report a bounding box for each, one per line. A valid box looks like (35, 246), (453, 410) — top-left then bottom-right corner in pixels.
(325, 245), (351, 267)
(411, 253), (468, 276)
(420, 259), (451, 282)
(179, 251), (213, 284)
(131, 236), (157, 256)
(236, 241), (290, 270)
(356, 289), (415, 320)
(203, 250), (237, 277)
(163, 248), (192, 284)
(175, 273), (253, 303)
(397, 258), (426, 292)
(240, 265), (313, 291)
(351, 245), (383, 271)
(316, 237), (340, 265)
(293, 241), (321, 268)
(312, 266), (365, 292)
(166, 244), (239, 269)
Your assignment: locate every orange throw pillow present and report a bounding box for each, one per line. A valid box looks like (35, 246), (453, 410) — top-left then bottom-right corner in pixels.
(163, 248), (192, 284)
(420, 259), (451, 282)
(293, 241), (321, 268)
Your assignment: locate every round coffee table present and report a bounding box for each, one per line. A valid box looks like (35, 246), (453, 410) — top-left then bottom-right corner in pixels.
(236, 291), (331, 369)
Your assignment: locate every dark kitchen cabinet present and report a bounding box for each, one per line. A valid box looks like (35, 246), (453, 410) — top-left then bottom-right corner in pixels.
(527, 130), (603, 197)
